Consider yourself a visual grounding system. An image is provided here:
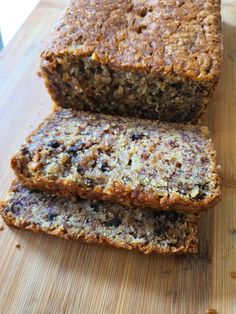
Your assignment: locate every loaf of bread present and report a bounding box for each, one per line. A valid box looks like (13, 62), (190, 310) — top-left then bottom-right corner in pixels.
(39, 0), (222, 123)
(0, 180), (198, 254)
(11, 108), (220, 212)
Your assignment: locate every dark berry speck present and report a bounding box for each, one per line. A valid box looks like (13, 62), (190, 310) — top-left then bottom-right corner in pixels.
(91, 203), (100, 212)
(66, 141), (85, 154)
(106, 218), (122, 227)
(48, 212), (58, 221)
(131, 132), (144, 141)
(21, 147), (29, 155)
(77, 166), (85, 175)
(101, 162), (110, 172)
(170, 81), (183, 90)
(48, 140), (60, 148)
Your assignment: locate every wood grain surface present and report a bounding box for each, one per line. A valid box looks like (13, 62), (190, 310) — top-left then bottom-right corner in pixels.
(0, 1), (235, 313)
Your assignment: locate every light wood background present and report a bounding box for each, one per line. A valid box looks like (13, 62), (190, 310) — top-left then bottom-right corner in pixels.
(0, 1), (235, 313)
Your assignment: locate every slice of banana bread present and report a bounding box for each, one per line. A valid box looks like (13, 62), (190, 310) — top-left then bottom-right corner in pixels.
(0, 180), (198, 254)
(11, 108), (220, 212)
(39, 0), (222, 122)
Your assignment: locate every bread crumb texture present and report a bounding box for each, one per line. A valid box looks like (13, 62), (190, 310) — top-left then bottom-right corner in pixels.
(0, 180), (198, 254)
(11, 109), (220, 212)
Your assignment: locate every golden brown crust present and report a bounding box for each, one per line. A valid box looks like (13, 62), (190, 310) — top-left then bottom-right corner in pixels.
(11, 172), (220, 213)
(0, 180), (199, 254)
(42, 0), (222, 81)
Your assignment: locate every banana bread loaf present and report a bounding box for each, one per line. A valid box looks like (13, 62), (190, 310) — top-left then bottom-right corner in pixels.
(39, 0), (222, 122)
(11, 108), (220, 212)
(0, 180), (198, 254)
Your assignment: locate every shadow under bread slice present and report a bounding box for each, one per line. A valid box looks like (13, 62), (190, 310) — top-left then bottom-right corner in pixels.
(11, 108), (220, 212)
(0, 180), (198, 254)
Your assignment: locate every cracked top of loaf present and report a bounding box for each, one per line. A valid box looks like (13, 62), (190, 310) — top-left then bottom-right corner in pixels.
(41, 0), (222, 80)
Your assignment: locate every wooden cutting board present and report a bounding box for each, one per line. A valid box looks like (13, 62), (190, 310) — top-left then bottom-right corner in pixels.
(0, 1), (235, 313)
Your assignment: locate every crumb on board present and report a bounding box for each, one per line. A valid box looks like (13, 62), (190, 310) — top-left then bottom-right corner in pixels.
(231, 272), (236, 278)
(0, 225), (4, 231)
(16, 242), (21, 249)
(205, 309), (217, 314)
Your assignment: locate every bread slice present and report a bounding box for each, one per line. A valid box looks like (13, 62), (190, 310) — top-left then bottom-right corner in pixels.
(11, 108), (220, 212)
(0, 180), (198, 254)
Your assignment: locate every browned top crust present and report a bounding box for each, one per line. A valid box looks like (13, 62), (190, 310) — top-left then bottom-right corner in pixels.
(41, 0), (222, 81)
